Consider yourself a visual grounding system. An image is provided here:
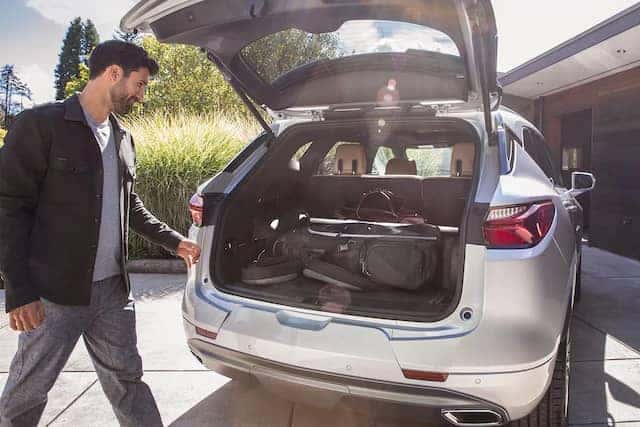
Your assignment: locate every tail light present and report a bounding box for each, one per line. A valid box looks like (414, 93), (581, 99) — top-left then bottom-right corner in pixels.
(483, 201), (555, 249)
(189, 193), (204, 227)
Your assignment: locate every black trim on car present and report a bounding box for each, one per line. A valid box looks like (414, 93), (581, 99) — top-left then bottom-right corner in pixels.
(188, 338), (510, 422)
(465, 203), (490, 246)
(223, 132), (271, 173)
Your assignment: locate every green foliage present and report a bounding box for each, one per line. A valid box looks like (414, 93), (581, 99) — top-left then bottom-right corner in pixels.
(55, 17), (100, 100)
(123, 112), (261, 258)
(55, 17), (83, 100)
(0, 128), (6, 146)
(81, 19), (100, 64)
(1, 65), (31, 127)
(64, 63), (90, 98)
(407, 147), (452, 177)
(140, 37), (247, 117)
(241, 29), (340, 83)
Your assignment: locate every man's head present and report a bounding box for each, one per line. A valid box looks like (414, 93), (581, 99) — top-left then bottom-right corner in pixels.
(88, 40), (159, 114)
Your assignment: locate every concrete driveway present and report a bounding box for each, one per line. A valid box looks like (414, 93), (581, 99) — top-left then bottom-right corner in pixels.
(1, 246), (640, 426)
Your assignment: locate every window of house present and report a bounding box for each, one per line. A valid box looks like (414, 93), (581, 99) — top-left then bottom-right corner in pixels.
(562, 147), (582, 171)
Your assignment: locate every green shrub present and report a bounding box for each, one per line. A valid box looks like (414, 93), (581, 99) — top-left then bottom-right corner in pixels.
(124, 112), (261, 258)
(0, 128), (6, 146)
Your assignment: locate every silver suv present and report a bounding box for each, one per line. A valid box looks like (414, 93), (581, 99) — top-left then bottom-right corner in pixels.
(123, 1), (596, 425)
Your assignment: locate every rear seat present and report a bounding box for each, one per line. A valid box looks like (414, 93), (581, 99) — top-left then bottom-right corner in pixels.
(306, 143), (474, 226)
(421, 143), (474, 226)
(307, 144), (421, 216)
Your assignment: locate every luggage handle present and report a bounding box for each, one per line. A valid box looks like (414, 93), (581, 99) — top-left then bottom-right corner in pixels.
(356, 189), (399, 220)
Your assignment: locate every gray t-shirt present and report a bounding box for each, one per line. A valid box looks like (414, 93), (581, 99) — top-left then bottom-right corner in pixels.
(82, 109), (122, 282)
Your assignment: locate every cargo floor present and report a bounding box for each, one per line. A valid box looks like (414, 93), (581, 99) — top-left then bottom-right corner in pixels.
(222, 277), (453, 319)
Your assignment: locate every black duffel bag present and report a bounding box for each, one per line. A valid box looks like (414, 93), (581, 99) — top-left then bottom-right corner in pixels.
(274, 221), (440, 291)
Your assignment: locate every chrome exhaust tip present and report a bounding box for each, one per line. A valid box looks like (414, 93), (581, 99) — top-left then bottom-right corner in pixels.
(442, 409), (504, 426)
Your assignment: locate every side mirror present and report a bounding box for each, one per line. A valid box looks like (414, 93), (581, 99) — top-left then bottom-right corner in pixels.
(569, 171), (596, 197)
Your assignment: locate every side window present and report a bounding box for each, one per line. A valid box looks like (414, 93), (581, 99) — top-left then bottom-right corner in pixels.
(292, 142), (312, 161)
(316, 142), (362, 175)
(371, 146), (394, 175)
(523, 128), (557, 183)
(506, 130), (521, 171)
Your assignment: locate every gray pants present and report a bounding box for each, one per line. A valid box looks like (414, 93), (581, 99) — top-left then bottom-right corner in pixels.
(0, 276), (162, 427)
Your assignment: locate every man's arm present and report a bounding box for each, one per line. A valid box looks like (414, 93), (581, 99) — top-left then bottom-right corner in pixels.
(129, 191), (185, 254)
(129, 192), (201, 267)
(0, 111), (49, 313)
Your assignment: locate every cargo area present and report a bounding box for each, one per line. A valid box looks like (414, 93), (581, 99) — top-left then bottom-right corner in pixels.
(210, 117), (480, 322)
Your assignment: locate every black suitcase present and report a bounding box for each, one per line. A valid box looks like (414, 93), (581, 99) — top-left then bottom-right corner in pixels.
(274, 219), (441, 291)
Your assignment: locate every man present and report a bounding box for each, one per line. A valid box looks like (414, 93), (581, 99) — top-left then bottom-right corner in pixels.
(0, 40), (201, 426)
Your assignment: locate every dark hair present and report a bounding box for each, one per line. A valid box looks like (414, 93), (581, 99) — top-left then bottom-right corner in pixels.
(89, 40), (159, 79)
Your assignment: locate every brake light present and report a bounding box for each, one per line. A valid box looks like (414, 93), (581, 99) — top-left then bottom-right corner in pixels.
(189, 193), (204, 226)
(483, 201), (555, 248)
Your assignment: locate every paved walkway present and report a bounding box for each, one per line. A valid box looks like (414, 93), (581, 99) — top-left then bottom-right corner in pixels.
(1, 246), (639, 426)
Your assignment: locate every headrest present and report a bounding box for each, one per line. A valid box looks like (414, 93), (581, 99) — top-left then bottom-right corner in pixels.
(385, 159), (417, 175)
(335, 143), (367, 175)
(450, 143), (475, 177)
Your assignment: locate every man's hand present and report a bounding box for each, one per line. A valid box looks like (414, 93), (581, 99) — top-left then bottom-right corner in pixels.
(9, 300), (45, 332)
(176, 239), (201, 269)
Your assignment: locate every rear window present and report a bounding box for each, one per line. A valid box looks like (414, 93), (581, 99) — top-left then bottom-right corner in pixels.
(241, 20), (461, 84)
(372, 146), (452, 177)
(406, 146), (452, 177)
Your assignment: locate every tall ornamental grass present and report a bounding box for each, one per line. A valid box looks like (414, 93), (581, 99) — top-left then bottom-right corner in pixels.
(124, 112), (261, 258)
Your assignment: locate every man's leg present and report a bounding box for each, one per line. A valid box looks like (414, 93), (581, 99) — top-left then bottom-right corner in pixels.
(83, 275), (162, 427)
(0, 300), (86, 427)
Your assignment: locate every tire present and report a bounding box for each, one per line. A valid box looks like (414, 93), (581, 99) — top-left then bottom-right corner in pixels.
(510, 311), (571, 427)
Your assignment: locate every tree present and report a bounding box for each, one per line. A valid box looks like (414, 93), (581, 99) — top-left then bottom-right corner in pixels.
(241, 29), (340, 83)
(1, 65), (32, 128)
(14, 80), (33, 111)
(65, 63), (90, 98)
(139, 37), (245, 116)
(113, 29), (141, 44)
(138, 31), (339, 117)
(54, 17), (83, 100)
(81, 19), (100, 64)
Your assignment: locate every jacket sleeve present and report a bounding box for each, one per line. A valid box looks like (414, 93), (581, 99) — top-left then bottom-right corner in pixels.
(0, 111), (49, 312)
(129, 191), (185, 255)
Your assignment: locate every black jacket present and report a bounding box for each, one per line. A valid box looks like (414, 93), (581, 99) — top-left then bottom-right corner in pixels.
(0, 95), (184, 312)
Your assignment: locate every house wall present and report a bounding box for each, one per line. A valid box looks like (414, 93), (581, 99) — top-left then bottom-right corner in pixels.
(538, 66), (640, 259)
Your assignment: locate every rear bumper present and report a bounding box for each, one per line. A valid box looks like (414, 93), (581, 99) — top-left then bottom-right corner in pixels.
(187, 337), (510, 425)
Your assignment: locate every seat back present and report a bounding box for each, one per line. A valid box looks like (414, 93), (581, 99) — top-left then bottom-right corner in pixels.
(385, 159), (417, 175)
(450, 143), (475, 177)
(335, 143), (367, 175)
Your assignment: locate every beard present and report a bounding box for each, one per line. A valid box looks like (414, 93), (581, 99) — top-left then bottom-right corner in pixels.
(110, 83), (137, 115)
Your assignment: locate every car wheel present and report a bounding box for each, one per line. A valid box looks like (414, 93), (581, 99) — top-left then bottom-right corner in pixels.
(510, 313), (571, 427)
